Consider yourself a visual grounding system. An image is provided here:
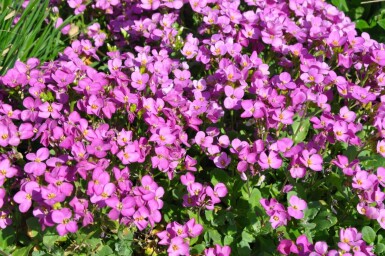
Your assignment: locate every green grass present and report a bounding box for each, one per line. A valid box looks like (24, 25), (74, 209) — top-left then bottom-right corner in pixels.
(0, 0), (73, 74)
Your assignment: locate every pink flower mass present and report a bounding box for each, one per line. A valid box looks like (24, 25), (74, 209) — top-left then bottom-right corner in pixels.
(0, 0), (384, 255)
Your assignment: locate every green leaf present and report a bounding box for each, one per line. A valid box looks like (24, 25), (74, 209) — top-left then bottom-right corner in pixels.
(248, 188), (262, 209)
(190, 244), (205, 254)
(286, 191), (298, 202)
(354, 7), (365, 19)
(0, 226), (15, 251)
(97, 245), (114, 256)
(241, 229), (255, 243)
(362, 226), (376, 244)
(224, 235), (233, 245)
(26, 217), (40, 238)
(292, 118), (310, 143)
(208, 229), (222, 245)
(210, 169), (230, 186)
(43, 233), (61, 249)
(313, 210), (337, 231)
(205, 210), (214, 223)
(378, 20), (385, 30)
(11, 245), (33, 256)
(355, 19), (370, 30)
(375, 243), (385, 254)
(332, 0), (349, 12)
(299, 222), (317, 230)
(303, 201), (321, 221)
(237, 240), (251, 256)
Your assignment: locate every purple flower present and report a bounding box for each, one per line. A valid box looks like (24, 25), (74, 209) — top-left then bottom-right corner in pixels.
(213, 152), (231, 168)
(352, 171), (375, 190)
(258, 151), (282, 170)
(38, 102), (63, 119)
(141, 0), (160, 10)
(133, 206), (150, 231)
(272, 109), (294, 125)
(206, 183), (227, 204)
(195, 131), (213, 148)
(288, 195), (307, 219)
(25, 147), (50, 176)
(0, 211), (12, 229)
(300, 150), (323, 171)
(117, 144), (140, 164)
(185, 218), (203, 238)
(52, 208), (78, 236)
(106, 196), (136, 220)
(0, 159), (17, 184)
(41, 184), (66, 206)
(86, 139), (111, 158)
(67, 0), (86, 14)
(167, 237), (189, 256)
(131, 71), (149, 91)
(13, 181), (40, 212)
(150, 127), (176, 145)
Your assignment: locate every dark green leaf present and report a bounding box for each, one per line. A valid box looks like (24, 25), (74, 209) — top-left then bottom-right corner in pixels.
(191, 244), (206, 254)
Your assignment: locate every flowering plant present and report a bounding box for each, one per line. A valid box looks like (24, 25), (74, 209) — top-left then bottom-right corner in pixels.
(1, 0), (385, 255)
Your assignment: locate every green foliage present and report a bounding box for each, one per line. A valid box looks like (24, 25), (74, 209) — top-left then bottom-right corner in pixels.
(330, 0), (385, 42)
(0, 0), (72, 74)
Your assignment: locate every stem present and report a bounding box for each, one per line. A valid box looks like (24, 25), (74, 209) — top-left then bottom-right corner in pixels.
(246, 178), (251, 198)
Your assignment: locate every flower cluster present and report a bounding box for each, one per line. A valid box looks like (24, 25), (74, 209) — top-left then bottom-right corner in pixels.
(181, 173), (227, 210)
(261, 195), (307, 229)
(1, 0), (385, 254)
(278, 228), (374, 255)
(157, 218), (204, 256)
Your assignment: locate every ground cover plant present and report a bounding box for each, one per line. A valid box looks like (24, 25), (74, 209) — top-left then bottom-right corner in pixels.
(2, 0), (385, 255)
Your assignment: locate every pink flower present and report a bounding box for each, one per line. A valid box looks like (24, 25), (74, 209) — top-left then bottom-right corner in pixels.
(339, 106), (356, 123)
(377, 140), (385, 157)
(195, 131), (213, 148)
(131, 71), (149, 91)
(300, 150), (323, 171)
(0, 159), (17, 184)
(311, 241), (328, 256)
(141, 0), (160, 10)
(277, 240), (298, 255)
(185, 218), (203, 238)
(270, 211), (289, 229)
(167, 237), (189, 256)
(117, 144), (140, 164)
(25, 147), (50, 176)
(205, 245), (231, 256)
(258, 151), (282, 170)
(38, 102), (62, 119)
(377, 167), (385, 187)
(213, 152), (231, 168)
(106, 196), (136, 220)
(52, 208), (78, 236)
(377, 209), (385, 229)
(133, 206), (150, 231)
(0, 211), (12, 229)
(13, 181), (40, 212)
(206, 183), (227, 204)
(352, 171), (375, 190)
(150, 127), (176, 145)
(272, 109), (294, 125)
(288, 195), (307, 219)
(67, 0), (86, 14)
